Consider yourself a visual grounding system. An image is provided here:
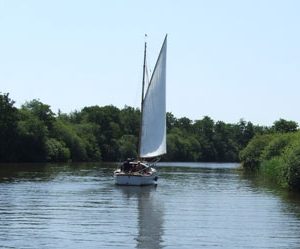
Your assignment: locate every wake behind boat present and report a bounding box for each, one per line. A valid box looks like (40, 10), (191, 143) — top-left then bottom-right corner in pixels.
(114, 35), (167, 186)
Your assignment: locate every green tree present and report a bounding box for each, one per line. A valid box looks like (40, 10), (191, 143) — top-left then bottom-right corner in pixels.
(282, 139), (300, 189)
(273, 118), (298, 133)
(118, 135), (138, 160)
(176, 117), (193, 133)
(166, 112), (177, 131)
(52, 120), (88, 161)
(74, 122), (101, 161)
(194, 116), (216, 161)
(22, 99), (55, 131)
(261, 134), (292, 161)
(165, 128), (201, 162)
(46, 138), (70, 162)
(213, 121), (239, 162)
(119, 106), (140, 136)
(81, 105), (121, 160)
(240, 134), (273, 170)
(16, 109), (48, 162)
(0, 93), (19, 162)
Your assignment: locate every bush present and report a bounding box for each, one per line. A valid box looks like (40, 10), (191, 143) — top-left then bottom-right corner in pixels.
(239, 134), (273, 170)
(260, 157), (287, 188)
(52, 120), (88, 161)
(46, 138), (70, 162)
(261, 134), (292, 161)
(253, 132), (300, 190)
(282, 140), (300, 190)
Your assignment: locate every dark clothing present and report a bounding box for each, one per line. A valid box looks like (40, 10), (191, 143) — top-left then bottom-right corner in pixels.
(123, 161), (131, 172)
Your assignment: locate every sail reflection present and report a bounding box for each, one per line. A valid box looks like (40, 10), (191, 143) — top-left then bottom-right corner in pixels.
(118, 186), (164, 249)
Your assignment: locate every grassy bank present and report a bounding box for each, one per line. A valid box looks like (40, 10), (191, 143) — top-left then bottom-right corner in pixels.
(240, 132), (300, 190)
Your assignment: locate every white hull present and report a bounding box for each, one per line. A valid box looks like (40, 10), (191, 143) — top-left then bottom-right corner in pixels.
(114, 168), (158, 186)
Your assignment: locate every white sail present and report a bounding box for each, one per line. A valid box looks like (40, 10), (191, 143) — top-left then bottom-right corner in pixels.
(139, 36), (167, 158)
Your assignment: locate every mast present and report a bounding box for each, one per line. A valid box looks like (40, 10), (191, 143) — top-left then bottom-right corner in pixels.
(138, 36), (147, 160)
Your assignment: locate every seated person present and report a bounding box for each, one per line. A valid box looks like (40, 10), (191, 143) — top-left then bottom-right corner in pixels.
(123, 158), (132, 173)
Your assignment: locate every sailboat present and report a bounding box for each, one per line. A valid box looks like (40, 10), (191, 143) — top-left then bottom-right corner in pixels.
(114, 35), (167, 186)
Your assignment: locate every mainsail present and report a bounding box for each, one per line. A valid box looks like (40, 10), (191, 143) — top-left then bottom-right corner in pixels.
(139, 35), (167, 158)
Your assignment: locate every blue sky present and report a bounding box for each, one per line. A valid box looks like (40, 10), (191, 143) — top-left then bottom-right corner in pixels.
(1, 0), (299, 126)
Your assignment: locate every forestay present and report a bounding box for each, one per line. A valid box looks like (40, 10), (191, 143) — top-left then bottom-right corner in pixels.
(139, 36), (167, 158)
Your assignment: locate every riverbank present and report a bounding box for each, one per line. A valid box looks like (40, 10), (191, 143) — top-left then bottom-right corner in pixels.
(240, 131), (300, 190)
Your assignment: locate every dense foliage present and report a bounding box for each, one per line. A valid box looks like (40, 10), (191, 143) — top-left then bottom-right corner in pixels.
(0, 92), (288, 164)
(240, 129), (300, 190)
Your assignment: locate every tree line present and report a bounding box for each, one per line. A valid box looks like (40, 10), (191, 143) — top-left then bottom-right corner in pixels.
(1, 93), (298, 163)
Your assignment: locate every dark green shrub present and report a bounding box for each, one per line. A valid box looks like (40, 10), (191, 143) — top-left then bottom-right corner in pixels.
(260, 157), (287, 187)
(46, 138), (70, 162)
(261, 134), (292, 161)
(282, 140), (300, 190)
(239, 134), (272, 170)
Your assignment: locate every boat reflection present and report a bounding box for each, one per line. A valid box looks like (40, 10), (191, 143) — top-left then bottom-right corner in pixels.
(118, 186), (164, 249)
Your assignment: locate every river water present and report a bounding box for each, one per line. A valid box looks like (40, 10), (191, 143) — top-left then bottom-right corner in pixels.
(1, 162), (300, 249)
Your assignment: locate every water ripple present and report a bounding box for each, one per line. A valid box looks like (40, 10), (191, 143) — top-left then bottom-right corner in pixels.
(0, 163), (300, 248)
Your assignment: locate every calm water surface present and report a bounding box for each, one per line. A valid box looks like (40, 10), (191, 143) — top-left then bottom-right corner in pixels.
(1, 162), (300, 249)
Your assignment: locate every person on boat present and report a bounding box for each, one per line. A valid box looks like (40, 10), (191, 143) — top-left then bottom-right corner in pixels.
(135, 161), (143, 173)
(122, 158), (132, 173)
